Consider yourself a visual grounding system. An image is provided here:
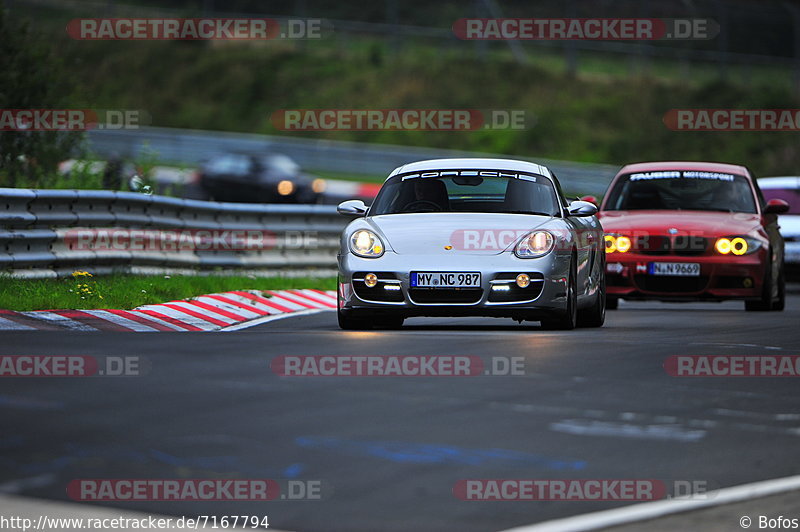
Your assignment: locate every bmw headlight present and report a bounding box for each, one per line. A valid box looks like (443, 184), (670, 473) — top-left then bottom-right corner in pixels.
(714, 236), (761, 256)
(349, 229), (385, 258)
(604, 234), (632, 253)
(514, 231), (555, 258)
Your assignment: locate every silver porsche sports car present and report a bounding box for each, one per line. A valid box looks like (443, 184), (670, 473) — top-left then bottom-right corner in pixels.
(336, 158), (606, 330)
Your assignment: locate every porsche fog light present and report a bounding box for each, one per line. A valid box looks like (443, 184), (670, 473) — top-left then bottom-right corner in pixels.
(364, 273), (378, 287)
(516, 273), (531, 288)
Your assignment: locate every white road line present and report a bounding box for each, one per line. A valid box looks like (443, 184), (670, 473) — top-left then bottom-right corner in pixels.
(689, 342), (784, 351)
(221, 308), (330, 331)
(498, 474), (800, 532)
(710, 408), (800, 421)
(0, 473), (57, 494)
(549, 419), (707, 442)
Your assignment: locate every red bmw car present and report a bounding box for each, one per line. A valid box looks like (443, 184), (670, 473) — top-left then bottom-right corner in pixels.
(592, 162), (789, 311)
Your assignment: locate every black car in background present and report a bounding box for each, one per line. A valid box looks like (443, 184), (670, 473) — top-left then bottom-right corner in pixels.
(197, 152), (325, 204)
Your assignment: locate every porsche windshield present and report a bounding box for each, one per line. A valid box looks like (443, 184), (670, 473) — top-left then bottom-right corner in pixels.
(369, 172), (561, 216)
(604, 170), (758, 213)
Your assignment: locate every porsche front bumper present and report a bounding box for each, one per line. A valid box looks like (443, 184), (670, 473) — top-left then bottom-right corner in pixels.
(337, 250), (572, 319)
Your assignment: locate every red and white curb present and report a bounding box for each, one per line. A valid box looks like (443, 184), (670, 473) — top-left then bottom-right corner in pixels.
(0, 289), (336, 332)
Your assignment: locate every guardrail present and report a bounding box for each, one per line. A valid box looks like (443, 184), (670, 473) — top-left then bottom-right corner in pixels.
(0, 188), (347, 279)
(86, 127), (619, 196)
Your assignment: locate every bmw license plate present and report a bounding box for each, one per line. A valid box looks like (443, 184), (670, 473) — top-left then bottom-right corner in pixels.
(649, 262), (700, 277)
(410, 272), (481, 288)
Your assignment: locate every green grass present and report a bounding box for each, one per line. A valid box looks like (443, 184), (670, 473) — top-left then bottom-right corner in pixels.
(54, 38), (798, 177)
(0, 273), (336, 311)
(7, 4), (800, 182)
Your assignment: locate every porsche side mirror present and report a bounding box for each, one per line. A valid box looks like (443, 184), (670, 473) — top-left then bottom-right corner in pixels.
(764, 198), (790, 215)
(580, 195), (599, 206)
(337, 199), (368, 216)
(567, 200), (598, 217)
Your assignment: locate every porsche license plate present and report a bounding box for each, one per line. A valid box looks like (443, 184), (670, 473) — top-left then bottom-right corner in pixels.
(410, 272), (481, 288)
(649, 262), (700, 277)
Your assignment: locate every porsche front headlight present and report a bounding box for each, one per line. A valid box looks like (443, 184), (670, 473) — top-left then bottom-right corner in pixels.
(514, 231), (555, 258)
(349, 229), (385, 258)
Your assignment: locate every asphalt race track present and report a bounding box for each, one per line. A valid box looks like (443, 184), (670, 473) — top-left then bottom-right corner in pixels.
(1, 293), (800, 532)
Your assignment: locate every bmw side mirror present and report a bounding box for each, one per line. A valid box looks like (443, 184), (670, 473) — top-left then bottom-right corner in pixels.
(337, 199), (368, 216)
(764, 198), (790, 215)
(567, 200), (598, 217)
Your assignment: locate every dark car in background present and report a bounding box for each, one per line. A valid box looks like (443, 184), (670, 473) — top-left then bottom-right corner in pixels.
(197, 152), (326, 204)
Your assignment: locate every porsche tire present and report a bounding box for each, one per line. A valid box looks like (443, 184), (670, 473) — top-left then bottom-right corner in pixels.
(578, 270), (605, 328)
(541, 256), (578, 330)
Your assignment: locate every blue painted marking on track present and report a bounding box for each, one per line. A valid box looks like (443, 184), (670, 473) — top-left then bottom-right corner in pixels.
(294, 437), (586, 470)
(282, 463), (305, 478)
(0, 435), (25, 449)
(1, 441), (303, 479)
(0, 395), (64, 411)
